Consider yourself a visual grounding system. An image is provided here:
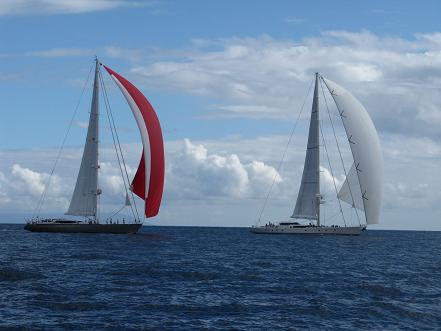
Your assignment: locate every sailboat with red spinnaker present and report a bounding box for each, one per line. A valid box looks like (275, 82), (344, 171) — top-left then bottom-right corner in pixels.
(25, 58), (164, 234)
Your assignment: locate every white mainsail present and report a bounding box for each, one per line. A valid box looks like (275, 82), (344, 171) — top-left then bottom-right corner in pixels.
(66, 60), (100, 217)
(292, 74), (320, 221)
(322, 78), (383, 225)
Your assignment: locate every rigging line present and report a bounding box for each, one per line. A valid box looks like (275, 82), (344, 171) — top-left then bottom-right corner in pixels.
(99, 69), (140, 222)
(319, 76), (362, 226)
(97, 194), (100, 223)
(33, 61), (95, 218)
(98, 68), (140, 222)
(321, 140), (326, 226)
(256, 76), (315, 225)
(319, 122), (347, 227)
(108, 205), (126, 220)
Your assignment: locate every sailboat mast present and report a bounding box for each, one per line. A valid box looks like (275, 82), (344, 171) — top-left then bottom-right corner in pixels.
(93, 57), (100, 221)
(313, 73), (321, 226)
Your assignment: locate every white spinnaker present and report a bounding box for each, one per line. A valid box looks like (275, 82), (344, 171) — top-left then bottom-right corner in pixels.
(322, 77), (383, 225)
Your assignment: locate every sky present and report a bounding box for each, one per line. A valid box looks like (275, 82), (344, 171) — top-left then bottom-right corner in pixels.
(0, 0), (441, 230)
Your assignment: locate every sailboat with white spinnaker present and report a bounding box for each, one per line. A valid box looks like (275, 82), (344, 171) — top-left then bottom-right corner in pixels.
(251, 73), (383, 235)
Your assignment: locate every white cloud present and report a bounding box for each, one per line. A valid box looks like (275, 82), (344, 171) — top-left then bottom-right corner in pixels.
(0, 134), (441, 229)
(0, 139), (283, 222)
(103, 46), (143, 62)
(321, 166), (343, 194)
(99, 161), (136, 197)
(0, 0), (148, 16)
(11, 164), (47, 196)
(0, 164), (65, 212)
(73, 121), (89, 129)
(167, 139), (282, 200)
(164, 133), (441, 229)
(130, 31), (441, 138)
(0, 133), (440, 230)
(0, 172), (11, 205)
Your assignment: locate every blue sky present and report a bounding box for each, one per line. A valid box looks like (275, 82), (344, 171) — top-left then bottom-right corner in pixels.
(1, 0), (440, 148)
(0, 0), (441, 230)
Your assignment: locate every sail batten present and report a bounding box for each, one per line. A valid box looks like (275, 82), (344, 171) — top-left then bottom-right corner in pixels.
(292, 74), (320, 221)
(66, 60), (100, 217)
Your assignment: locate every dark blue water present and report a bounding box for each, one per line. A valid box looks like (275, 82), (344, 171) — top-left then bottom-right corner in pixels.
(1, 224), (440, 330)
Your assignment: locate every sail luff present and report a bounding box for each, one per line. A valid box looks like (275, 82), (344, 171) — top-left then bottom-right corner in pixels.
(66, 59), (100, 217)
(292, 73), (320, 221)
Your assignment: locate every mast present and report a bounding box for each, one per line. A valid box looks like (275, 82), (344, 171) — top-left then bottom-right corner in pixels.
(315, 73), (321, 226)
(292, 73), (321, 224)
(66, 58), (101, 219)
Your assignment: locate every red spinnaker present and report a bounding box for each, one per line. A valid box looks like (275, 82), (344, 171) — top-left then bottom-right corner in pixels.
(103, 65), (164, 218)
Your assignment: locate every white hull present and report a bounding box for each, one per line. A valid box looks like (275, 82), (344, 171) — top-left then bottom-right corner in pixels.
(250, 224), (365, 235)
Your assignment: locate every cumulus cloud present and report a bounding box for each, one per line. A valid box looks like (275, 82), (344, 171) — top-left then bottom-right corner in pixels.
(130, 31), (441, 138)
(0, 164), (65, 211)
(99, 161), (136, 197)
(170, 133), (441, 229)
(167, 139), (282, 200)
(0, 139), (282, 216)
(11, 164), (47, 196)
(0, 172), (11, 205)
(321, 166), (343, 194)
(0, 0), (149, 16)
(0, 133), (440, 229)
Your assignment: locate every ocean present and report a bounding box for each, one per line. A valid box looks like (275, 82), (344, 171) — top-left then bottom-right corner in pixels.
(1, 224), (440, 330)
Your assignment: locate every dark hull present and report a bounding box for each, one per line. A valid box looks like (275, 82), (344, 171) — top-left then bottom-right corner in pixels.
(24, 223), (142, 234)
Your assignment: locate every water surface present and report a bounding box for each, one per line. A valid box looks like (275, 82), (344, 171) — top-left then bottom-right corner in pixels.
(1, 224), (440, 329)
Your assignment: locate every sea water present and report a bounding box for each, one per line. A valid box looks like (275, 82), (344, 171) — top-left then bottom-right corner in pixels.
(1, 224), (440, 330)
